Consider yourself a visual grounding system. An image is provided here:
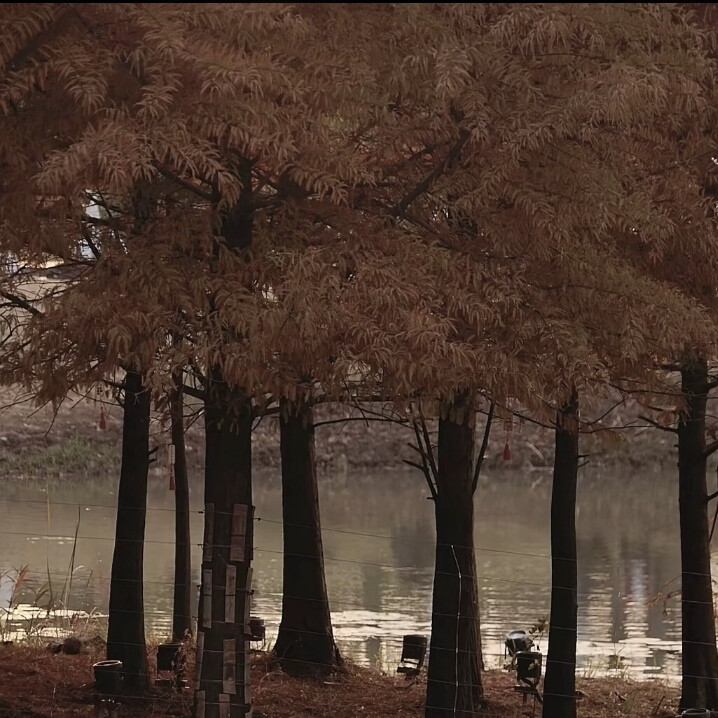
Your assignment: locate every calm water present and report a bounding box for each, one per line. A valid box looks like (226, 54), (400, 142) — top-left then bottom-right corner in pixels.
(0, 466), (691, 680)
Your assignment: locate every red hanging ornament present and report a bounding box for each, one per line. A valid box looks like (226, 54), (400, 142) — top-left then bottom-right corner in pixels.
(99, 407), (107, 431)
(503, 438), (512, 461)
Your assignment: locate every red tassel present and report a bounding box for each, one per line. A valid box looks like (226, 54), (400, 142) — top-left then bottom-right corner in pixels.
(503, 439), (512, 461)
(169, 466), (176, 491)
(99, 407), (107, 431)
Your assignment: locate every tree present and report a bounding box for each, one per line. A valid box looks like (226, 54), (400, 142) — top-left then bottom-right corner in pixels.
(542, 389), (579, 718)
(106, 370), (151, 691)
(416, 396), (492, 716)
(170, 374), (193, 642)
(272, 400), (342, 676)
(4, 7), (718, 718)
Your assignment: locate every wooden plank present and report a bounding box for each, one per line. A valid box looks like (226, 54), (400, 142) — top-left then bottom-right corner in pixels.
(223, 638), (236, 694)
(203, 504), (214, 562)
(225, 565), (237, 622)
(230, 504), (248, 562)
(202, 569), (212, 628)
(243, 654), (251, 694)
(219, 693), (230, 718)
(195, 631), (204, 684)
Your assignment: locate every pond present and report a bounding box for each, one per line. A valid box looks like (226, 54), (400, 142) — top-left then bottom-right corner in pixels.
(0, 466), (690, 681)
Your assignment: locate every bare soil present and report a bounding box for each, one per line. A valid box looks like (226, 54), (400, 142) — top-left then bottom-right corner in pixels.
(0, 644), (681, 718)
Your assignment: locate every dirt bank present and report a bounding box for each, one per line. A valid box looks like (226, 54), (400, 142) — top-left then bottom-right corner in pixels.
(0, 387), (678, 481)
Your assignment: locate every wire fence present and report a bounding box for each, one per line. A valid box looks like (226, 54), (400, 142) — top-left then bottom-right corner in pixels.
(0, 496), (689, 692)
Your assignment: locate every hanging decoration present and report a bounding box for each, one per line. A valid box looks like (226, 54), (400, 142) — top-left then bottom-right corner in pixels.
(99, 406), (107, 431)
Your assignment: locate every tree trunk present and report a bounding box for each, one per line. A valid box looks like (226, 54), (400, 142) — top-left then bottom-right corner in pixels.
(425, 396), (483, 718)
(106, 370), (151, 693)
(194, 378), (253, 718)
(678, 359), (718, 711)
(170, 379), (192, 642)
(542, 389), (579, 718)
(273, 401), (342, 676)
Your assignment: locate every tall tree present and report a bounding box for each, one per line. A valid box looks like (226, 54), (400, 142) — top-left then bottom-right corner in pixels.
(273, 400), (342, 676)
(542, 388), (579, 718)
(170, 376), (192, 642)
(677, 358), (718, 710)
(414, 395), (492, 718)
(106, 370), (151, 692)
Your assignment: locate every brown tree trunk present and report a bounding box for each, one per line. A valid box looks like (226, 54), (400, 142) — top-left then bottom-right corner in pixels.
(678, 359), (718, 711)
(273, 401), (342, 676)
(542, 389), (579, 718)
(425, 396), (483, 718)
(106, 370), (151, 693)
(194, 378), (253, 718)
(170, 379), (192, 642)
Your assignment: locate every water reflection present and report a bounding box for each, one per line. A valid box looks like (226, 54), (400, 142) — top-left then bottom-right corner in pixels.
(0, 467), (684, 680)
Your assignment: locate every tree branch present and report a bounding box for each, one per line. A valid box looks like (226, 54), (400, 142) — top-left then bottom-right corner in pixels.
(417, 407), (439, 484)
(157, 164), (213, 200)
(0, 290), (41, 316)
(181, 383), (206, 401)
(404, 441), (437, 502)
(472, 401), (494, 494)
(314, 416), (406, 429)
(392, 131), (469, 217)
(638, 415), (678, 434)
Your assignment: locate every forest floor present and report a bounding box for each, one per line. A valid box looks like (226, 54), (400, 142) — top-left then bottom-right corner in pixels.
(0, 644), (681, 718)
(0, 386), (679, 481)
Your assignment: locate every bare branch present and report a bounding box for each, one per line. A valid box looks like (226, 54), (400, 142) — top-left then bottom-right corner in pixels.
(638, 414), (678, 434)
(417, 406), (439, 484)
(472, 401), (494, 494)
(0, 290), (42, 316)
(404, 440), (437, 502)
(314, 416), (406, 428)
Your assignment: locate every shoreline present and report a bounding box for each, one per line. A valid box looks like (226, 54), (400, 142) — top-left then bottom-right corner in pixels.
(0, 388), (679, 480)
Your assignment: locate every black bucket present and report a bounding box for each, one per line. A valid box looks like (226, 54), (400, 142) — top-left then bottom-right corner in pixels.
(681, 710), (711, 718)
(516, 651), (542, 683)
(93, 659), (123, 695)
(156, 642), (183, 672)
(249, 616), (266, 642)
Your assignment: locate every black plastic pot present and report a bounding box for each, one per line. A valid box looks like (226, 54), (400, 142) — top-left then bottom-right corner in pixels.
(93, 660), (123, 695)
(681, 710), (710, 718)
(516, 651), (542, 684)
(156, 642), (183, 672)
(249, 616), (266, 642)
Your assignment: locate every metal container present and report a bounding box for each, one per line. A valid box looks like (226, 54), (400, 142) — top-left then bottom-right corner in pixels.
(93, 659), (123, 695)
(505, 630), (533, 656)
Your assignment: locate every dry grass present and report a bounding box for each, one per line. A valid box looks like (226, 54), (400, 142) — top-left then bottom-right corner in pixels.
(0, 644), (682, 718)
